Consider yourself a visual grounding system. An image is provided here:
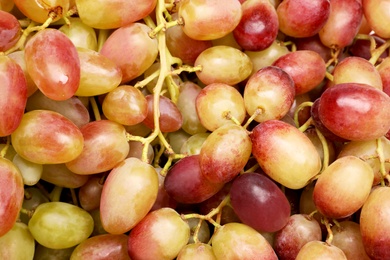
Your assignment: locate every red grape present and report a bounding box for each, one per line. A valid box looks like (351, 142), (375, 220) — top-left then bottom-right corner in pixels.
(0, 10), (21, 52)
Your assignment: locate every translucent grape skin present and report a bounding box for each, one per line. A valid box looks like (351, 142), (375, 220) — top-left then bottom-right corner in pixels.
(318, 0), (363, 49)
(313, 156), (373, 219)
(41, 163), (89, 189)
(102, 85), (148, 126)
(317, 83), (390, 141)
(0, 10), (21, 52)
(233, 0), (279, 51)
(179, 0), (242, 41)
(28, 202), (94, 249)
(277, 0), (330, 38)
(177, 243), (216, 260)
(251, 120), (322, 189)
(164, 155), (224, 204)
(360, 186), (390, 260)
(377, 56), (390, 97)
(100, 158), (159, 234)
(274, 214), (322, 260)
(24, 28), (80, 101)
(363, 0), (390, 38)
(100, 23), (158, 84)
(127, 208), (190, 260)
(194, 45), (253, 86)
(76, 0), (157, 29)
(65, 120), (129, 175)
(0, 157), (24, 237)
(199, 124), (252, 184)
(230, 173), (291, 233)
(272, 50), (326, 95)
(211, 222), (278, 259)
(70, 234), (130, 260)
(196, 83), (247, 132)
(143, 94), (183, 133)
(244, 66), (295, 122)
(0, 55), (27, 137)
(295, 241), (347, 259)
(13, 0), (69, 23)
(11, 110), (84, 164)
(59, 18), (98, 51)
(78, 176), (104, 211)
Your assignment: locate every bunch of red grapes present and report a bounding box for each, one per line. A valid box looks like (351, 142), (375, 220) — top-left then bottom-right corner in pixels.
(1, 0), (390, 259)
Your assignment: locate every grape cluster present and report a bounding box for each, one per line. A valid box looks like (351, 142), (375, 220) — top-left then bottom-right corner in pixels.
(1, 0), (390, 259)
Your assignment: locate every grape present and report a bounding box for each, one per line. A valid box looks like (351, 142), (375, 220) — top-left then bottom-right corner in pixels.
(211, 222), (277, 259)
(89, 209), (108, 236)
(313, 156), (373, 219)
(0, 10), (21, 52)
(127, 207), (190, 260)
(26, 90), (90, 128)
(187, 218), (211, 244)
(304, 128), (337, 166)
(194, 45), (253, 85)
(0, 0), (14, 12)
(25, 28), (80, 101)
(179, 0), (242, 41)
(274, 214), (322, 260)
(244, 66), (295, 122)
(245, 40), (290, 77)
(12, 153), (42, 186)
(99, 23), (158, 83)
(377, 56), (390, 97)
(177, 243), (216, 260)
(65, 120), (129, 175)
(317, 83), (390, 141)
(233, 0), (279, 51)
(76, 0), (157, 29)
(251, 120), (322, 189)
(176, 81), (208, 135)
(78, 176), (103, 211)
(41, 163), (89, 188)
(166, 14), (213, 65)
(143, 94), (183, 133)
(34, 244), (75, 260)
(102, 85), (148, 126)
(0, 222), (35, 260)
(180, 133), (210, 156)
(70, 234), (130, 260)
(76, 47), (122, 96)
(100, 158), (159, 234)
(164, 155), (224, 204)
(13, 0), (69, 23)
(295, 241), (347, 259)
(168, 129), (192, 154)
(28, 201), (94, 249)
(150, 169), (178, 211)
(360, 186), (390, 259)
(212, 32), (242, 50)
(230, 173), (291, 233)
(59, 18), (98, 51)
(332, 56), (383, 90)
(0, 157), (24, 237)
(338, 137), (390, 186)
(318, 0), (363, 49)
(294, 34), (332, 62)
(199, 124), (252, 184)
(21, 187), (49, 225)
(362, 0), (390, 38)
(7, 50), (38, 97)
(277, 0), (330, 38)
(0, 55), (27, 137)
(272, 50), (326, 95)
(196, 83), (246, 132)
(127, 141), (154, 163)
(349, 35), (388, 61)
(331, 221), (371, 260)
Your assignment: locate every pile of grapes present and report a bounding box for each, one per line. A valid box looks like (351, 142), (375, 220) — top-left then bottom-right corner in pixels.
(1, 0), (390, 259)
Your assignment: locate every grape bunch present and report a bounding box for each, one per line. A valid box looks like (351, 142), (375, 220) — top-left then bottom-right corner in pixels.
(1, 0), (390, 259)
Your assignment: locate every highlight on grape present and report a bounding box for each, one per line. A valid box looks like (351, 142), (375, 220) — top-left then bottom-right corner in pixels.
(1, 0), (390, 259)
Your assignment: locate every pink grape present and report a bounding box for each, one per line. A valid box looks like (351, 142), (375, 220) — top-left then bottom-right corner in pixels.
(164, 155), (224, 204)
(317, 83), (390, 141)
(230, 173), (291, 233)
(0, 157), (24, 237)
(11, 110), (84, 164)
(24, 28), (80, 101)
(100, 23), (158, 84)
(100, 158), (159, 234)
(233, 0), (279, 51)
(179, 0), (242, 41)
(362, 0), (390, 38)
(65, 120), (129, 175)
(0, 10), (21, 52)
(0, 55), (27, 137)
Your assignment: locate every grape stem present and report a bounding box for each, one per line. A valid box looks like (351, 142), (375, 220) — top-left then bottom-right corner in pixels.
(243, 108), (263, 130)
(97, 29), (111, 52)
(19, 208), (35, 219)
(369, 39), (390, 65)
(322, 217), (334, 245)
(70, 188), (79, 206)
(315, 127), (329, 171)
(298, 117), (313, 132)
(293, 101), (313, 128)
(89, 97), (101, 121)
(49, 186), (63, 202)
